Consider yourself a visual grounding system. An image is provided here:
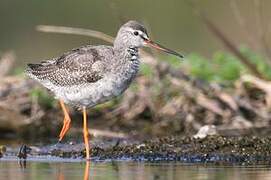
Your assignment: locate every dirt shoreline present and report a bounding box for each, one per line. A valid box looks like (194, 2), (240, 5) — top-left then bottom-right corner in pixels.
(3, 135), (271, 164)
(88, 136), (271, 164)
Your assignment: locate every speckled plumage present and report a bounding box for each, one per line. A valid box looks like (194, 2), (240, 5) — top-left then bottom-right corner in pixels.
(26, 21), (143, 108)
(26, 20), (182, 109)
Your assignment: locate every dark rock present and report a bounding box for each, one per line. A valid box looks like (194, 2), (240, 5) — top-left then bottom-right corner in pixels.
(17, 144), (31, 159)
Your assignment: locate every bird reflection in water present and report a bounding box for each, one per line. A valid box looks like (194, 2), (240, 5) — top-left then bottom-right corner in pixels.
(18, 158), (91, 180)
(84, 161), (90, 180)
(57, 161), (90, 180)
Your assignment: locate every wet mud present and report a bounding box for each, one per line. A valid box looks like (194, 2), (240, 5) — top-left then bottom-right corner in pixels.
(2, 136), (271, 164)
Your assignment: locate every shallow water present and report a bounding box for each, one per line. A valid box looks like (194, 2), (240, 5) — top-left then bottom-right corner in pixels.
(1, 159), (271, 180)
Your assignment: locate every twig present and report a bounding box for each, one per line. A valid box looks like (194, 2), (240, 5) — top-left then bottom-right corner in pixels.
(36, 25), (114, 44)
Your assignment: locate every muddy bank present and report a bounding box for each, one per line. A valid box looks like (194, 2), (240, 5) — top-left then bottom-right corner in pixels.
(88, 136), (271, 164)
(3, 135), (271, 164)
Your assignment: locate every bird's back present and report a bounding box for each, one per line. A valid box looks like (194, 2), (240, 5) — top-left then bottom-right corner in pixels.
(26, 45), (114, 88)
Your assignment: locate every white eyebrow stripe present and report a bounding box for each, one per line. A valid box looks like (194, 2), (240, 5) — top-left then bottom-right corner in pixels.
(142, 33), (149, 39)
(138, 31), (143, 35)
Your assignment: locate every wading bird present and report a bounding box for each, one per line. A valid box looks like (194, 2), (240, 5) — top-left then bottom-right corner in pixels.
(26, 21), (183, 160)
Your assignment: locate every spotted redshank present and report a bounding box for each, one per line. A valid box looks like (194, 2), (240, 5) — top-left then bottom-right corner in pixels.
(26, 20), (183, 160)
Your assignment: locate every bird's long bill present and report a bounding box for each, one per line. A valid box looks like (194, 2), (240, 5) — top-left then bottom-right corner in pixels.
(144, 39), (184, 58)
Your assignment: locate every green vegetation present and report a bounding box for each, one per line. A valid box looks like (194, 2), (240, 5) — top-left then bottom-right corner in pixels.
(30, 88), (55, 109)
(183, 52), (245, 84)
(162, 47), (271, 85)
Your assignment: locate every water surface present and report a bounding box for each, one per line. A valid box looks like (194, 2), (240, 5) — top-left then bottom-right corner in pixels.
(1, 160), (271, 180)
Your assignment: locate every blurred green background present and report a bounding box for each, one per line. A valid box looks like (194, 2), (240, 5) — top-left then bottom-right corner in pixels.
(1, 0), (270, 67)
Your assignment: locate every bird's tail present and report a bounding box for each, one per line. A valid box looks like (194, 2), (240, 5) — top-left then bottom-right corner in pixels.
(25, 59), (56, 80)
(25, 63), (43, 77)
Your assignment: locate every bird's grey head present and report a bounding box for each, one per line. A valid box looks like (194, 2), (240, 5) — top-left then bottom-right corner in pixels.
(114, 20), (149, 49)
(114, 20), (184, 58)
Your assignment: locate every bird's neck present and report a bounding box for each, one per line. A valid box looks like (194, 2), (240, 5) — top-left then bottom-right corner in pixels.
(112, 46), (140, 75)
(113, 46), (139, 62)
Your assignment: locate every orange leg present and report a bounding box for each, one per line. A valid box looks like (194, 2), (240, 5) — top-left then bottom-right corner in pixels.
(58, 100), (72, 142)
(83, 106), (90, 160)
(84, 161), (90, 180)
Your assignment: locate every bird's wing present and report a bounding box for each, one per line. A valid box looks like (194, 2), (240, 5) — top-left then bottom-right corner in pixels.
(26, 45), (113, 86)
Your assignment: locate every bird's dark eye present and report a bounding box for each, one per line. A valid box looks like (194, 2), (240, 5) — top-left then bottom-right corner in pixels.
(133, 31), (139, 36)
